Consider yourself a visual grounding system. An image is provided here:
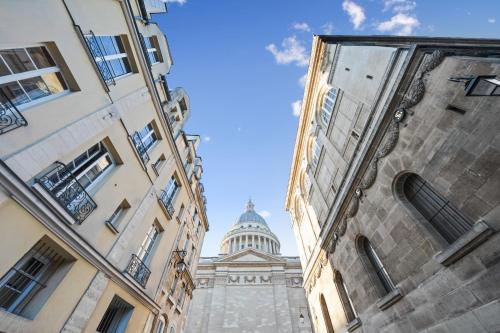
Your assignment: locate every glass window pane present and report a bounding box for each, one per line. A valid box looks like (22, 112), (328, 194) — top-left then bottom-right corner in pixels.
(108, 58), (126, 78)
(472, 79), (496, 95)
(27, 47), (55, 69)
(41, 72), (66, 93)
(19, 76), (51, 101)
(0, 49), (35, 73)
(113, 36), (126, 54)
(98, 36), (117, 56)
(0, 81), (30, 106)
(0, 57), (11, 76)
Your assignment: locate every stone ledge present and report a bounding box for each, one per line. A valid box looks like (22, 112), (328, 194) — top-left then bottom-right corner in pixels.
(347, 317), (362, 332)
(377, 287), (403, 310)
(434, 221), (494, 267)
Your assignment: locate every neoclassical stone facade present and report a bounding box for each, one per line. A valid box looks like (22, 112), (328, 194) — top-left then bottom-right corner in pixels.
(286, 36), (500, 332)
(185, 201), (313, 333)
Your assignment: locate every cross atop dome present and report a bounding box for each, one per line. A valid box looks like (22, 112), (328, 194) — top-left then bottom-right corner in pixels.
(246, 198), (255, 211)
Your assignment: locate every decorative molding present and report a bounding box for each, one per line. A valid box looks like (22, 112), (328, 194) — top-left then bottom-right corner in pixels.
(325, 49), (447, 258)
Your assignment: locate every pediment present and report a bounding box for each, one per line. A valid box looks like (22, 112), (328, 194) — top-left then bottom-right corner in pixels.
(215, 248), (284, 263)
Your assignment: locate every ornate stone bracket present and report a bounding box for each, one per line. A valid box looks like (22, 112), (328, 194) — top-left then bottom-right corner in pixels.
(326, 50), (446, 257)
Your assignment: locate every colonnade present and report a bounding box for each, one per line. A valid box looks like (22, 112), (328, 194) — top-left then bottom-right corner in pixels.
(222, 234), (280, 254)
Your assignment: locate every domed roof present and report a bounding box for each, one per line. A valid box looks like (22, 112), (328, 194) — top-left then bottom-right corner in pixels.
(236, 200), (267, 226)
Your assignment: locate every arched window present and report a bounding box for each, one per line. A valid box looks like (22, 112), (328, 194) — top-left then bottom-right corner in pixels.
(401, 173), (473, 243)
(155, 317), (166, 333)
(334, 271), (357, 323)
(321, 88), (338, 127)
(294, 197), (303, 220)
(358, 236), (395, 294)
(320, 294), (334, 333)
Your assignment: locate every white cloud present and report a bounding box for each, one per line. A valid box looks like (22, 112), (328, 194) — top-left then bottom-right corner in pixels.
(259, 210), (271, 218)
(298, 73), (308, 87)
(291, 100), (302, 117)
(342, 0), (366, 29)
(165, 0), (187, 4)
(266, 36), (310, 67)
(488, 18), (496, 23)
(203, 136), (211, 142)
(322, 22), (335, 34)
(377, 13), (420, 35)
(292, 22), (311, 32)
(383, 0), (416, 13)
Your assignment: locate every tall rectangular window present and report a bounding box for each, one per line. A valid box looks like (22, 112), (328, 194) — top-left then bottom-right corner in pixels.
(0, 46), (68, 109)
(0, 239), (72, 318)
(137, 224), (161, 264)
(143, 36), (161, 65)
(87, 35), (132, 79)
(137, 122), (158, 152)
(96, 295), (134, 333)
(163, 176), (180, 204)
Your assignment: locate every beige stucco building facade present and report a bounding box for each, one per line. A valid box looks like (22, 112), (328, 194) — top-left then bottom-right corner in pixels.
(286, 36), (500, 332)
(184, 201), (313, 333)
(0, 1), (208, 333)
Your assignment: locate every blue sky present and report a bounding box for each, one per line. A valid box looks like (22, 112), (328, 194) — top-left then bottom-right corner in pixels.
(156, 0), (499, 256)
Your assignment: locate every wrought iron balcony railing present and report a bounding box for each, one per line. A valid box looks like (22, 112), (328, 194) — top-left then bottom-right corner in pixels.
(159, 190), (175, 217)
(126, 254), (151, 288)
(0, 90), (28, 135)
(131, 131), (150, 165)
(81, 29), (116, 87)
(35, 162), (97, 224)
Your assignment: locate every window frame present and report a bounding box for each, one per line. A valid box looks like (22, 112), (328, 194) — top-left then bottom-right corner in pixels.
(320, 88), (338, 128)
(138, 122), (159, 152)
(144, 36), (161, 65)
(465, 76), (500, 96)
(90, 35), (133, 80)
(0, 44), (69, 110)
(137, 224), (161, 264)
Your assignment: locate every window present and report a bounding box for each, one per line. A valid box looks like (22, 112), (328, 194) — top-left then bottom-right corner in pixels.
(105, 200), (130, 232)
(401, 173), (473, 243)
(465, 76), (500, 96)
(319, 294), (334, 333)
(187, 245), (195, 266)
(96, 295), (134, 333)
(321, 88), (337, 127)
(138, 122), (158, 152)
(0, 46), (68, 109)
(137, 224), (161, 264)
(177, 283), (186, 308)
(170, 275), (178, 295)
(163, 176), (180, 205)
(143, 36), (161, 65)
(196, 221), (201, 235)
(152, 154), (166, 176)
(312, 139), (321, 167)
(358, 236), (395, 294)
(0, 238), (73, 318)
(87, 35), (132, 79)
(334, 271), (357, 323)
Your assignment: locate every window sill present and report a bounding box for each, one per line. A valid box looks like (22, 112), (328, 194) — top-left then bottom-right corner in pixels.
(105, 220), (119, 234)
(346, 317), (362, 332)
(377, 287), (403, 310)
(434, 221), (493, 266)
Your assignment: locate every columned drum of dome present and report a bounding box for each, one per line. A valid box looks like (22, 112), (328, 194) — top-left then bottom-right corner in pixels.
(220, 199), (281, 255)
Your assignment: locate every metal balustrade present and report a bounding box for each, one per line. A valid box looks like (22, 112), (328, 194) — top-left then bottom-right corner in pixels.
(131, 131), (150, 165)
(35, 162), (97, 224)
(81, 30), (116, 87)
(159, 190), (175, 217)
(0, 90), (28, 135)
(125, 254), (151, 287)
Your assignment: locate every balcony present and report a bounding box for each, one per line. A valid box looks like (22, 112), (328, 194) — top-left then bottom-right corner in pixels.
(131, 131), (150, 165)
(0, 90), (28, 135)
(126, 254), (151, 288)
(35, 162), (97, 224)
(159, 190), (175, 218)
(81, 30), (116, 88)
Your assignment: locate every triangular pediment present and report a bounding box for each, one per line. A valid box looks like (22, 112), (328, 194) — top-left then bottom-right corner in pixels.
(215, 248), (284, 263)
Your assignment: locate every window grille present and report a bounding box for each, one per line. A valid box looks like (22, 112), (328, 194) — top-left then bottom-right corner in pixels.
(334, 271), (357, 323)
(96, 295), (134, 333)
(403, 173), (473, 243)
(362, 237), (395, 293)
(0, 240), (64, 316)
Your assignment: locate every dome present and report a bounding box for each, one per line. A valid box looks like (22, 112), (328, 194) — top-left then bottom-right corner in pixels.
(236, 200), (268, 226)
(220, 199), (280, 255)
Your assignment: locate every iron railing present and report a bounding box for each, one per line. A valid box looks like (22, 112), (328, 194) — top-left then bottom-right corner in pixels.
(35, 162), (97, 224)
(131, 131), (150, 165)
(126, 254), (151, 288)
(0, 90), (28, 135)
(159, 190), (175, 217)
(82, 30), (116, 87)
